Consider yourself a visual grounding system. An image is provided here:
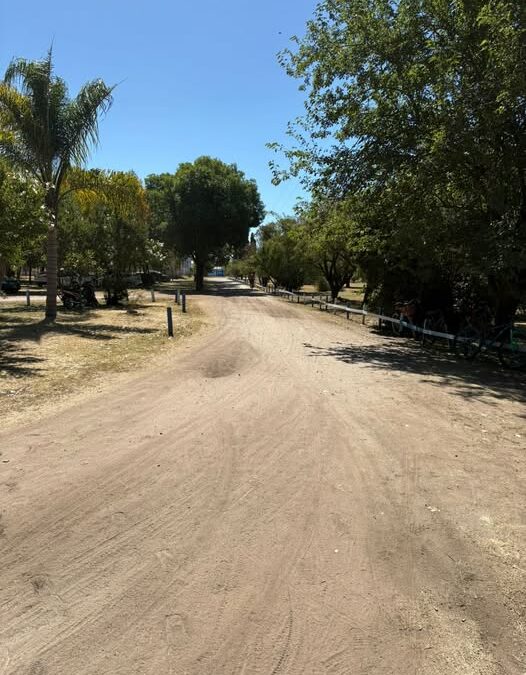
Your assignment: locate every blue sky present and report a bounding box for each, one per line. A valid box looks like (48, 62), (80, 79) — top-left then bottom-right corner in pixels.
(0, 0), (318, 221)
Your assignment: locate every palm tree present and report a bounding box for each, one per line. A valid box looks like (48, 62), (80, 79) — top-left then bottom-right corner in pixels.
(0, 49), (113, 319)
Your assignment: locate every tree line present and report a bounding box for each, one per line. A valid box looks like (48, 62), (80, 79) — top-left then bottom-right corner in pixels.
(0, 50), (264, 319)
(253, 0), (526, 325)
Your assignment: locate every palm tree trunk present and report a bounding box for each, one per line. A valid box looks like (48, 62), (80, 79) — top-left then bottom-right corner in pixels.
(45, 223), (58, 320)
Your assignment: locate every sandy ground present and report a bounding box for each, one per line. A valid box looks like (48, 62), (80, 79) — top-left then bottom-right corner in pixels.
(0, 292), (203, 429)
(0, 278), (525, 675)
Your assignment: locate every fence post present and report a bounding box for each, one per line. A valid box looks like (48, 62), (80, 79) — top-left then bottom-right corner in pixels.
(175, 288), (180, 304)
(166, 306), (174, 337)
(151, 288), (156, 303)
(182, 292), (186, 313)
(26, 289), (30, 307)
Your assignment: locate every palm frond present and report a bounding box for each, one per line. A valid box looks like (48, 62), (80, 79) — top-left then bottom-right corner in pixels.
(0, 83), (43, 176)
(2, 51), (114, 192)
(62, 79), (114, 167)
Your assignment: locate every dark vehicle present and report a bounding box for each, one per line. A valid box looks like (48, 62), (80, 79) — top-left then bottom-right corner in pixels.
(141, 270), (169, 286)
(36, 272), (75, 287)
(1, 277), (21, 294)
(124, 273), (143, 288)
(58, 281), (99, 310)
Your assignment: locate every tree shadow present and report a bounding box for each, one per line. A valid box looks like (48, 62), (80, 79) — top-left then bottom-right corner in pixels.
(158, 278), (264, 298)
(0, 341), (46, 378)
(0, 305), (157, 378)
(304, 339), (526, 407)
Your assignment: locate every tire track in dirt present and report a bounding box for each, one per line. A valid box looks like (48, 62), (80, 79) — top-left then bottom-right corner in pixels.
(1, 280), (524, 674)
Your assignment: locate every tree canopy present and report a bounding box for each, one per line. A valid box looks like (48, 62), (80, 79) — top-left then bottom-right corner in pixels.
(271, 0), (526, 320)
(147, 156), (264, 290)
(256, 217), (313, 291)
(0, 162), (45, 277)
(59, 169), (152, 280)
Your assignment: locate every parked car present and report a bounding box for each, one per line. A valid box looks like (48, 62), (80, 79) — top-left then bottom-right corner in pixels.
(35, 272), (47, 287)
(141, 271), (169, 286)
(124, 273), (143, 288)
(1, 277), (21, 294)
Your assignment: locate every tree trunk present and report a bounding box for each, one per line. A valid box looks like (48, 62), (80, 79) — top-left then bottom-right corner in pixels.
(495, 294), (520, 326)
(362, 284), (370, 309)
(194, 259), (205, 292)
(45, 224), (58, 321)
(330, 281), (342, 303)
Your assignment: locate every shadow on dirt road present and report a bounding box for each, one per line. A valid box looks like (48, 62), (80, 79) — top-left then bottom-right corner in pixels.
(304, 339), (526, 408)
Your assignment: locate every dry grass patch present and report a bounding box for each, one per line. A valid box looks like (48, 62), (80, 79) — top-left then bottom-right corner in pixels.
(0, 291), (203, 424)
(300, 283), (365, 306)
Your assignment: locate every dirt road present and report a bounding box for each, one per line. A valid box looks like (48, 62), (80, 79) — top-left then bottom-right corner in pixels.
(1, 279), (524, 674)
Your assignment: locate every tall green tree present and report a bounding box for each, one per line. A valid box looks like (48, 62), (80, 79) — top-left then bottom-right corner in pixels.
(256, 217), (312, 290)
(273, 0), (526, 319)
(146, 157), (264, 291)
(0, 161), (45, 277)
(60, 169), (153, 301)
(297, 201), (356, 301)
(0, 50), (113, 319)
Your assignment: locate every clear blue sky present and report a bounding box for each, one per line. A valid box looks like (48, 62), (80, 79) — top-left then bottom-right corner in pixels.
(0, 0), (317, 221)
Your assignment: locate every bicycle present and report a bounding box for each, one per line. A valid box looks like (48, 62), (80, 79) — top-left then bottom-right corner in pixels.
(454, 303), (494, 360)
(391, 299), (420, 337)
(421, 309), (450, 347)
(495, 323), (526, 370)
(456, 320), (526, 370)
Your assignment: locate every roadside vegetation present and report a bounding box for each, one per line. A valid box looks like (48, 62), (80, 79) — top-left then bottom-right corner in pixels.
(0, 51), (263, 403)
(0, 52), (264, 311)
(145, 158), (264, 291)
(2, 2), (526, 378)
(229, 2), (526, 341)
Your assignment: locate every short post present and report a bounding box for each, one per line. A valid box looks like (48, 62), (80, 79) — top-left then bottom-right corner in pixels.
(182, 292), (186, 313)
(26, 289), (30, 307)
(151, 288), (156, 303)
(175, 288), (180, 305)
(166, 306), (174, 337)
(362, 304), (367, 325)
(346, 310), (350, 320)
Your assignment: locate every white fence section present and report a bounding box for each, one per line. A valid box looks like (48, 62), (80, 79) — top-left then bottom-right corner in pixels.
(254, 282), (457, 342)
